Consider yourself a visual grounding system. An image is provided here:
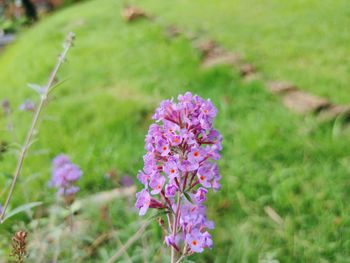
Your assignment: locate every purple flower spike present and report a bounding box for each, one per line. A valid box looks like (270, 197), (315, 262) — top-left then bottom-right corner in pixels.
(165, 184), (178, 197)
(194, 187), (208, 203)
(135, 92), (223, 255)
(52, 154), (71, 169)
(50, 154), (83, 197)
(156, 138), (170, 156)
(135, 189), (151, 216)
(149, 174), (165, 195)
(163, 160), (179, 179)
(186, 230), (205, 253)
(137, 171), (150, 188)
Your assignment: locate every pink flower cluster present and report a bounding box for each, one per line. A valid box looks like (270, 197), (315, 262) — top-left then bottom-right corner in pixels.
(49, 154), (83, 196)
(135, 92), (223, 254)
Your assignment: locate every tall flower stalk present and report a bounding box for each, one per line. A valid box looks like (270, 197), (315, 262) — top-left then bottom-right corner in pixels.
(135, 92), (223, 262)
(0, 32), (75, 223)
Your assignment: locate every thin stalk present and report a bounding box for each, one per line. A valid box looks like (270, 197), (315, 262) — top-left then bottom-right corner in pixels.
(175, 243), (188, 263)
(0, 32), (75, 223)
(166, 210), (173, 232)
(106, 220), (151, 263)
(171, 245), (175, 263)
(175, 253), (186, 263)
(171, 192), (182, 263)
(175, 255), (185, 263)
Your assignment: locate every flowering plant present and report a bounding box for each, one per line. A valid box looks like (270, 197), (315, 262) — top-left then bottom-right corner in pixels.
(49, 154), (83, 197)
(135, 92), (223, 262)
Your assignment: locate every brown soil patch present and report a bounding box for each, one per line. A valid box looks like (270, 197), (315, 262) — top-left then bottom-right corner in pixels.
(202, 52), (242, 68)
(122, 6), (148, 22)
(282, 90), (330, 114)
(267, 82), (297, 94)
(318, 104), (350, 121)
(194, 40), (242, 68)
(239, 63), (256, 77)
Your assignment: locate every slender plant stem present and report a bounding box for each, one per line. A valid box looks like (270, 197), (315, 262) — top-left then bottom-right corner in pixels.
(171, 193), (182, 263)
(171, 245), (175, 263)
(106, 220), (151, 263)
(175, 243), (188, 263)
(0, 32), (75, 223)
(166, 212), (173, 232)
(175, 254), (186, 263)
(69, 204), (74, 231)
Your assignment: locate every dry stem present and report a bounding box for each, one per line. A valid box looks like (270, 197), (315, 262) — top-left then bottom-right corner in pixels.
(0, 32), (75, 223)
(106, 220), (151, 263)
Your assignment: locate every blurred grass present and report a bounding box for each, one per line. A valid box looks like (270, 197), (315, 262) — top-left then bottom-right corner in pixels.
(137, 0), (350, 104)
(0, 0), (350, 262)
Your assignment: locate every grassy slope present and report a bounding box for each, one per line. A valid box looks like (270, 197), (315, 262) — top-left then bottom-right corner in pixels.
(0, 0), (350, 262)
(137, 0), (350, 104)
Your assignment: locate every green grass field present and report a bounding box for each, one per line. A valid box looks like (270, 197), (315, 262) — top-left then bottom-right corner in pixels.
(0, 0), (350, 262)
(137, 0), (350, 104)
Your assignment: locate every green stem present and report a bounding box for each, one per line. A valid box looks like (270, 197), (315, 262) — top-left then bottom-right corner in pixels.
(0, 32), (75, 223)
(171, 192), (182, 263)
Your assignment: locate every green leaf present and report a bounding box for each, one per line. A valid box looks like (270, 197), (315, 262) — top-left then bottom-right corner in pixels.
(28, 83), (45, 94)
(2, 202), (43, 223)
(148, 210), (170, 220)
(183, 192), (194, 204)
